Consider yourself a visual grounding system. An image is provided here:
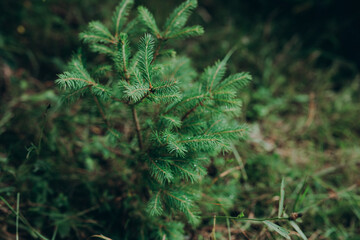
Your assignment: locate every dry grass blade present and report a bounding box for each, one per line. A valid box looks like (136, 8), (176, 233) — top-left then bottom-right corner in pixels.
(211, 215), (217, 240)
(90, 235), (113, 240)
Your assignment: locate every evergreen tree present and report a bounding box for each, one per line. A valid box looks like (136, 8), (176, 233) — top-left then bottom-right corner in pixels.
(56, 0), (251, 238)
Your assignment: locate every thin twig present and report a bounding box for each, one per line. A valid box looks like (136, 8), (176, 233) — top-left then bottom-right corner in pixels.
(128, 39), (161, 106)
(93, 95), (109, 126)
(181, 102), (202, 121)
(212, 166), (243, 184)
(110, 96), (124, 102)
(151, 39), (164, 64)
(133, 87), (153, 106)
(131, 106), (143, 150)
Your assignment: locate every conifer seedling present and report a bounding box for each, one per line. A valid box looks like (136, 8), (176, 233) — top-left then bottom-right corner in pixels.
(56, 0), (251, 238)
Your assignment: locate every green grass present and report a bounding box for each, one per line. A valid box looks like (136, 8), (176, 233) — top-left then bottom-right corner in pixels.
(1, 0), (359, 239)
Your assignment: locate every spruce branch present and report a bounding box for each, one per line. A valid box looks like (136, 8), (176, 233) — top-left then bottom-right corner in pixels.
(147, 190), (163, 216)
(113, 0), (134, 37)
(85, 21), (114, 39)
(167, 140), (187, 157)
(130, 66), (143, 84)
(149, 92), (182, 103)
(178, 137), (219, 144)
(117, 33), (131, 79)
(207, 128), (246, 137)
(80, 33), (115, 45)
(138, 6), (161, 37)
(138, 34), (156, 89)
(133, 90), (152, 105)
(165, 93), (206, 117)
(153, 80), (177, 91)
(205, 49), (234, 93)
(149, 158), (174, 183)
(160, 115), (182, 129)
(203, 120), (221, 135)
(164, 0), (198, 36)
(212, 98), (243, 107)
(215, 72), (252, 91)
(79, 21), (116, 52)
(89, 44), (114, 56)
(56, 57), (113, 100)
(170, 162), (204, 183)
(166, 25), (204, 39)
(164, 190), (200, 225)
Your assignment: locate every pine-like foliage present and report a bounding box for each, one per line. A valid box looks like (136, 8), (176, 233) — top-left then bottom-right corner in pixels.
(56, 0), (251, 238)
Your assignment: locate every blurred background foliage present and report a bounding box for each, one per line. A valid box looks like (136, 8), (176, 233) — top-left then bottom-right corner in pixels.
(1, 0), (359, 239)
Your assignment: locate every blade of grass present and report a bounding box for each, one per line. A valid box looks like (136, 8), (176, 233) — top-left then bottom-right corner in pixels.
(51, 225), (58, 240)
(16, 193), (20, 240)
(291, 177), (308, 212)
(343, 192), (360, 220)
(226, 217), (231, 240)
(289, 221), (308, 240)
(278, 177), (285, 218)
(0, 196), (49, 240)
(220, 206), (232, 240)
(263, 220), (291, 240)
(230, 143), (247, 180)
(295, 186), (310, 212)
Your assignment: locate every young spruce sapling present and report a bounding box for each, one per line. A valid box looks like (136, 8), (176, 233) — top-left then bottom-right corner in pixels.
(56, 0), (251, 238)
